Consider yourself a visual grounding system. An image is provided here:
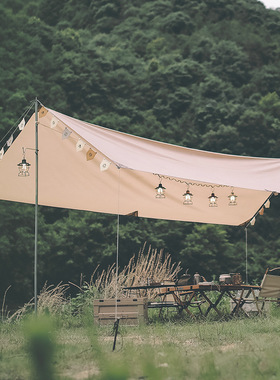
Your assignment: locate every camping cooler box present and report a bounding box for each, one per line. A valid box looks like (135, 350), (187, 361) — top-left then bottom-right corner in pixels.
(94, 298), (148, 325)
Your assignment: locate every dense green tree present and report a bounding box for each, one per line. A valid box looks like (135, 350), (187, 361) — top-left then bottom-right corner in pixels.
(178, 224), (235, 279)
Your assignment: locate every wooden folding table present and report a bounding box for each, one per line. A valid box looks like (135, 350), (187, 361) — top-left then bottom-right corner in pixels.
(124, 283), (261, 318)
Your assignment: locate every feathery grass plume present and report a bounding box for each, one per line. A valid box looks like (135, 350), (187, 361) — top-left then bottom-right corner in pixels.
(87, 244), (182, 300)
(37, 282), (69, 314)
(8, 282), (69, 321)
(1, 285), (11, 321)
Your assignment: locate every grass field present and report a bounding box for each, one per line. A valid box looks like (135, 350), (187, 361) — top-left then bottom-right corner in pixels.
(1, 305), (280, 380)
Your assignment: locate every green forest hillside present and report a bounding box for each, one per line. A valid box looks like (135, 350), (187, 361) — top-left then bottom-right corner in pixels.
(1, 0), (280, 307)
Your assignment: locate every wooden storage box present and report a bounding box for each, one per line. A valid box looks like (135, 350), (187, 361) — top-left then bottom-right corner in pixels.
(94, 297), (148, 325)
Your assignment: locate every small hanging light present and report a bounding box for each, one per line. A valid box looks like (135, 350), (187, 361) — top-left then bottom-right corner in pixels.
(228, 189), (238, 206)
(208, 189), (218, 207)
(155, 178), (166, 198)
(17, 148), (31, 177)
(250, 217), (256, 226)
(183, 185), (193, 205)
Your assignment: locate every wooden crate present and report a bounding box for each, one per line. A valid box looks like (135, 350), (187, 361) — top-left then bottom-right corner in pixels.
(93, 298), (148, 325)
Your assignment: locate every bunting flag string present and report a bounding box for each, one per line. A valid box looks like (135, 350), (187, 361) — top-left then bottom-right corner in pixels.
(1, 102), (113, 170)
(43, 117), (100, 163)
(0, 99), (35, 152)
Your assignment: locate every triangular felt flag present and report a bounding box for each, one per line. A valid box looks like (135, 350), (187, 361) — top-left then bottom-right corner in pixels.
(62, 127), (72, 140)
(18, 118), (25, 131)
(100, 158), (111, 172)
(50, 117), (58, 129)
(86, 149), (97, 161)
(39, 107), (48, 118)
(76, 139), (85, 152)
(0, 147), (4, 160)
(7, 135), (13, 147)
(126, 211), (139, 217)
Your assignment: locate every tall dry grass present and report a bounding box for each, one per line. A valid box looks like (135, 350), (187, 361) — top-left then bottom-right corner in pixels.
(88, 244), (182, 299)
(9, 282), (69, 321)
(6, 245), (182, 319)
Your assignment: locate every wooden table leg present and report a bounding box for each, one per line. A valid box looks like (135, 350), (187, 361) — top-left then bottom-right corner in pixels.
(200, 290), (224, 317)
(227, 289), (250, 317)
(159, 293), (167, 318)
(234, 288), (244, 315)
(173, 292), (196, 319)
(195, 293), (204, 316)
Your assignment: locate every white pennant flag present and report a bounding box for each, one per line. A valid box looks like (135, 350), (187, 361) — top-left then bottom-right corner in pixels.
(100, 158), (111, 172)
(0, 147), (4, 160)
(76, 139), (85, 152)
(62, 127), (72, 140)
(264, 199), (270, 209)
(7, 135), (13, 147)
(18, 118), (25, 131)
(50, 117), (58, 129)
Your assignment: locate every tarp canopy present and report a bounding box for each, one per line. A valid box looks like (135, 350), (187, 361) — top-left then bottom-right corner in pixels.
(0, 105), (280, 226)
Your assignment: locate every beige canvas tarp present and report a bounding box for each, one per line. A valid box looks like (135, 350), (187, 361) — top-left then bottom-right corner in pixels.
(0, 106), (279, 226)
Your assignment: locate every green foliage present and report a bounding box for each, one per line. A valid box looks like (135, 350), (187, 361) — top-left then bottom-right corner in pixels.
(178, 224), (235, 278)
(259, 91), (280, 118)
(2, 313), (280, 379)
(24, 315), (56, 380)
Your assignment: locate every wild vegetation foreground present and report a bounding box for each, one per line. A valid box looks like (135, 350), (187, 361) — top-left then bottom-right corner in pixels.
(1, 307), (280, 380)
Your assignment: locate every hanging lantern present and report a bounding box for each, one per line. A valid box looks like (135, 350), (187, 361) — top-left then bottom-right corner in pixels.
(183, 188), (193, 205)
(155, 181), (166, 198)
(208, 191), (218, 207)
(17, 148), (31, 177)
(228, 190), (237, 206)
(17, 157), (31, 177)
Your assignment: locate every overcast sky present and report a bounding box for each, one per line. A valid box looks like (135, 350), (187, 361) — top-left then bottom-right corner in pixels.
(259, 0), (279, 9)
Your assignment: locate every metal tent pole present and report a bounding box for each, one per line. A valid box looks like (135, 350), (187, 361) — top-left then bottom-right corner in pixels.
(34, 98), (39, 313)
(115, 167), (120, 321)
(245, 227), (248, 284)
